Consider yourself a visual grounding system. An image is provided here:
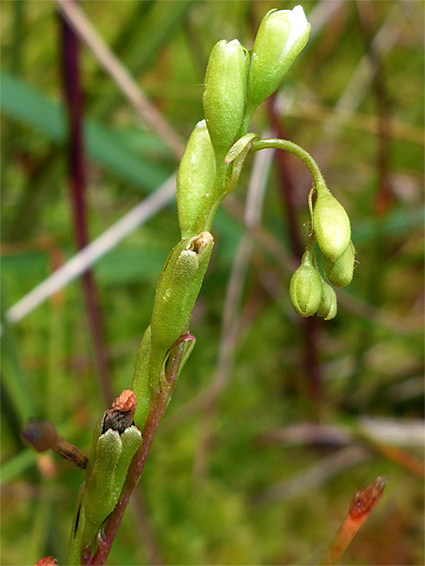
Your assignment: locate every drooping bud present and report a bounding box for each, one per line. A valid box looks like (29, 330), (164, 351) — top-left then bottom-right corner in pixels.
(247, 6), (310, 111)
(313, 187), (351, 261)
(289, 245), (322, 317)
(323, 241), (356, 288)
(316, 280), (337, 320)
(177, 120), (216, 239)
(202, 39), (249, 156)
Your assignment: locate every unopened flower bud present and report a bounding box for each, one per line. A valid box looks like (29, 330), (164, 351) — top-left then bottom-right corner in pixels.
(289, 248), (322, 317)
(323, 241), (356, 287)
(203, 39), (249, 156)
(316, 280), (337, 320)
(247, 6), (310, 110)
(177, 120), (215, 238)
(313, 188), (351, 261)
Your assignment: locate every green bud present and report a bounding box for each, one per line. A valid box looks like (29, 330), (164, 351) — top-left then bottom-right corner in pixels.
(323, 241), (356, 288)
(112, 426), (142, 502)
(177, 120), (216, 239)
(203, 39), (249, 156)
(69, 392), (141, 563)
(313, 188), (351, 261)
(316, 280), (337, 320)
(82, 425), (142, 541)
(247, 6), (310, 110)
(132, 325), (152, 430)
(150, 232), (214, 386)
(289, 247), (322, 317)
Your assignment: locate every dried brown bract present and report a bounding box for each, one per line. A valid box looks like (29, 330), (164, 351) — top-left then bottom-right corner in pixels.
(348, 475), (388, 519)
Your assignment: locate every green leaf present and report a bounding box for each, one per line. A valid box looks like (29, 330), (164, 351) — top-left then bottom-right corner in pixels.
(0, 71), (171, 192)
(0, 450), (36, 485)
(90, 0), (195, 119)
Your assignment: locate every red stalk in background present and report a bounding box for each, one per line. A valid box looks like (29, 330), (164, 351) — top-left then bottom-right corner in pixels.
(59, 0), (113, 404)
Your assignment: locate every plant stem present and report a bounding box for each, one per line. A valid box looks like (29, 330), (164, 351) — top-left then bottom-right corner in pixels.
(60, 0), (113, 404)
(88, 338), (191, 565)
(56, 0), (184, 159)
(251, 138), (326, 190)
(253, 117), (323, 401)
(320, 475), (388, 565)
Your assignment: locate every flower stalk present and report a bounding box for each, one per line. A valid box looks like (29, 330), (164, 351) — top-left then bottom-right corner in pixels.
(21, 5), (358, 563)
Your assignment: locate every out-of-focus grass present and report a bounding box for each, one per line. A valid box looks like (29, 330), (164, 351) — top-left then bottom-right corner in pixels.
(1, 1), (423, 565)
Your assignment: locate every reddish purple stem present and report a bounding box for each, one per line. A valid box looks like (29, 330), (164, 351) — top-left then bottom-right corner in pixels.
(60, 1), (113, 404)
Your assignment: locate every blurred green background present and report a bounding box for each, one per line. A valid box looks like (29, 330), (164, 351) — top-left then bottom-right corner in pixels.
(1, 1), (423, 565)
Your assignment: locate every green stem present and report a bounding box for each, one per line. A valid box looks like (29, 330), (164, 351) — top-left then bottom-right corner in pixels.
(251, 138), (326, 191)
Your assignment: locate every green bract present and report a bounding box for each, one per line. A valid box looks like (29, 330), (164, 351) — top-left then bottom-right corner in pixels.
(203, 39), (249, 156)
(317, 280), (337, 320)
(289, 248), (322, 317)
(68, 417), (142, 565)
(177, 120), (215, 239)
(313, 188), (351, 261)
(150, 232), (214, 389)
(323, 241), (355, 288)
(247, 6), (310, 111)
(224, 132), (259, 193)
(83, 423), (141, 530)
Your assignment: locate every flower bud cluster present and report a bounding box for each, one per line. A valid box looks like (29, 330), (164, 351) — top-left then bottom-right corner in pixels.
(289, 183), (355, 320)
(177, 6), (311, 240)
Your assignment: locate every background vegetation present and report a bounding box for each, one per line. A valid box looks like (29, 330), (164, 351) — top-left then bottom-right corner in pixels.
(1, 1), (423, 565)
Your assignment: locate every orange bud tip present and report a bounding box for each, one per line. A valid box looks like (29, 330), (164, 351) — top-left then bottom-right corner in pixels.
(34, 557), (58, 566)
(348, 474), (389, 519)
(111, 390), (137, 414)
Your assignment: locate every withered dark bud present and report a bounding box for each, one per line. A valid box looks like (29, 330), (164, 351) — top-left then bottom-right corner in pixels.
(22, 418), (57, 452)
(102, 389), (137, 435)
(22, 418), (88, 469)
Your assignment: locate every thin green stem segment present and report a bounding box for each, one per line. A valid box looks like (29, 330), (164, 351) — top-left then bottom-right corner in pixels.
(251, 138), (326, 190)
